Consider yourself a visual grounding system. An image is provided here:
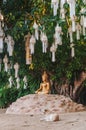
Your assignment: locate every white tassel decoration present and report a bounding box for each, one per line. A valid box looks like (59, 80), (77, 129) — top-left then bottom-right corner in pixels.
(23, 76), (28, 89)
(33, 22), (39, 40)
(51, 0), (59, 16)
(70, 43), (75, 57)
(0, 23), (4, 53)
(82, 26), (86, 36)
(72, 16), (76, 32)
(3, 55), (8, 72)
(9, 76), (13, 88)
(80, 8), (86, 35)
(84, 16), (86, 28)
(67, 0), (76, 19)
(14, 63), (19, 78)
(41, 32), (48, 53)
(76, 23), (81, 40)
(16, 77), (20, 89)
(30, 35), (36, 54)
(60, 8), (66, 19)
(5, 35), (15, 56)
(61, 0), (66, 8)
(50, 44), (57, 62)
(68, 26), (73, 43)
(54, 24), (62, 45)
(80, 16), (84, 26)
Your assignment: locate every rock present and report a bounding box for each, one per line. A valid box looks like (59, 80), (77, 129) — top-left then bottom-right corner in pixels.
(40, 114), (59, 122)
(6, 94), (86, 115)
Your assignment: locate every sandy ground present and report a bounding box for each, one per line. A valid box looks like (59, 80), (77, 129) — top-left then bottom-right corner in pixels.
(0, 109), (86, 130)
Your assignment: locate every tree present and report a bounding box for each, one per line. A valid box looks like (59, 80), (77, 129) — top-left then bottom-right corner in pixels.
(0, 0), (86, 106)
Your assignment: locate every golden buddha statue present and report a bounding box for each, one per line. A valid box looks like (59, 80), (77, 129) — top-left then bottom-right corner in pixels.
(35, 71), (51, 94)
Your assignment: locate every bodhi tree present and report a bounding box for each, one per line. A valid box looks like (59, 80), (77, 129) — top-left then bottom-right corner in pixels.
(0, 0), (86, 105)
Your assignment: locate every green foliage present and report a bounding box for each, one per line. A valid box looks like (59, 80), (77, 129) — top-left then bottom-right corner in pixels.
(0, 73), (40, 108)
(0, 87), (18, 108)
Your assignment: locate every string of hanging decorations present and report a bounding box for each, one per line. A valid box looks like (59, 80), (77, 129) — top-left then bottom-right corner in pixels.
(25, 0), (86, 64)
(0, 0), (86, 69)
(0, 10), (16, 73)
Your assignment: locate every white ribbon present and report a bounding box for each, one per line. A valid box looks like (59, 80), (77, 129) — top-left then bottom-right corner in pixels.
(84, 16), (86, 28)
(76, 23), (81, 40)
(52, 52), (56, 62)
(9, 76), (13, 88)
(41, 32), (48, 53)
(67, 0), (76, 19)
(3, 55), (8, 72)
(16, 77), (20, 89)
(71, 47), (75, 57)
(33, 22), (39, 40)
(51, 0), (59, 16)
(61, 0), (66, 8)
(70, 43), (75, 57)
(14, 63), (19, 78)
(4, 63), (8, 72)
(72, 17), (76, 32)
(5, 35), (15, 56)
(50, 44), (57, 62)
(30, 35), (36, 54)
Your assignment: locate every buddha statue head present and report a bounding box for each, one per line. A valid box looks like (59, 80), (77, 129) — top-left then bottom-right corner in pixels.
(42, 71), (49, 82)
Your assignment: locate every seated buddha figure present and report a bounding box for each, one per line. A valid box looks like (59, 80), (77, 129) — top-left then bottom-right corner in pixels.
(35, 71), (51, 94)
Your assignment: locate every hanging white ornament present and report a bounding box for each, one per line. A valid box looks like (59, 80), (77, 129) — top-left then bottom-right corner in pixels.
(0, 23), (4, 53)
(71, 16), (76, 32)
(8, 76), (14, 88)
(84, 16), (86, 28)
(76, 23), (81, 40)
(82, 26), (86, 36)
(41, 32), (48, 53)
(68, 25), (73, 43)
(51, 0), (59, 16)
(70, 43), (75, 57)
(80, 16), (85, 35)
(83, 0), (86, 4)
(80, 8), (86, 35)
(3, 55), (8, 72)
(60, 8), (66, 19)
(7, 63), (11, 75)
(30, 35), (36, 54)
(16, 77), (20, 89)
(80, 15), (84, 26)
(0, 58), (2, 72)
(60, 0), (66, 8)
(67, 0), (76, 19)
(23, 76), (28, 89)
(80, 8), (86, 23)
(54, 24), (62, 45)
(33, 22), (39, 40)
(5, 35), (15, 56)
(50, 43), (57, 62)
(14, 62), (19, 78)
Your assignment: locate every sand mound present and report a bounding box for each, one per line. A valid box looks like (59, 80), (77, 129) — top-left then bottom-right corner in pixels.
(6, 94), (86, 115)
